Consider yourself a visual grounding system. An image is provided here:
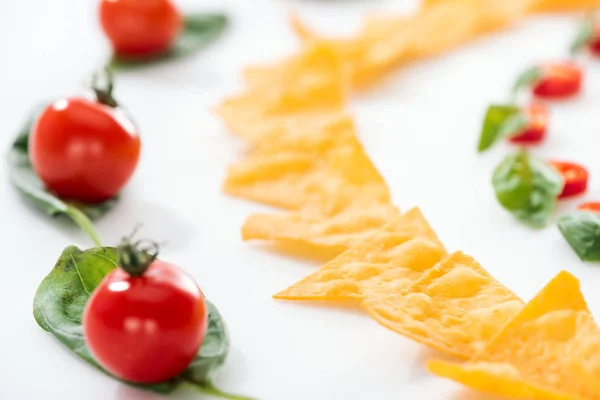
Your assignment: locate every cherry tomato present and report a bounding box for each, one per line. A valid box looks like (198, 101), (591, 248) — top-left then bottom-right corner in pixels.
(509, 103), (548, 144)
(578, 202), (600, 213)
(548, 161), (588, 199)
(84, 254), (207, 384)
(99, 0), (183, 58)
(588, 24), (600, 56)
(30, 98), (140, 204)
(532, 62), (582, 99)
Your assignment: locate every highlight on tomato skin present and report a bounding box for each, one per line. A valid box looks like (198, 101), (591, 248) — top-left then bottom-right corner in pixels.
(30, 98), (141, 204)
(532, 62), (583, 99)
(578, 202), (600, 213)
(83, 241), (208, 384)
(99, 0), (183, 59)
(508, 103), (548, 144)
(548, 160), (589, 199)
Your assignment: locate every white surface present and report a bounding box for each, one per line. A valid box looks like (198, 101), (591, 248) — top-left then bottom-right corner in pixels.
(1, 1), (600, 399)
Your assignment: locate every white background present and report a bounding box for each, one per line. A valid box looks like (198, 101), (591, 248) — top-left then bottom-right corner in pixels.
(1, 0), (600, 399)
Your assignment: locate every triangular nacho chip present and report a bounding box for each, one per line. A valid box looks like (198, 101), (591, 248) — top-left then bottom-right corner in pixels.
(217, 42), (346, 139)
(428, 271), (600, 399)
(242, 202), (400, 255)
(274, 208), (446, 301)
(361, 252), (523, 359)
(222, 110), (352, 149)
(223, 127), (390, 210)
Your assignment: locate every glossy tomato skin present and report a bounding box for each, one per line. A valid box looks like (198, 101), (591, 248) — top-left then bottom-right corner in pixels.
(83, 260), (208, 384)
(30, 98), (141, 204)
(509, 103), (548, 144)
(548, 161), (588, 199)
(532, 62), (582, 99)
(99, 0), (183, 58)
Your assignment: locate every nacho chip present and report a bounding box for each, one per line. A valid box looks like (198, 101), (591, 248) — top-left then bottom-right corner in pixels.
(218, 42), (346, 138)
(242, 202), (399, 255)
(428, 271), (600, 399)
(233, 110), (353, 151)
(274, 208), (446, 301)
(223, 127), (390, 210)
(361, 252), (523, 359)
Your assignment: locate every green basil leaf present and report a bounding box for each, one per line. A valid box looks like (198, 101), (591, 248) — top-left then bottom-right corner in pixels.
(184, 301), (229, 384)
(109, 13), (228, 70)
(478, 104), (527, 152)
(558, 211), (600, 262)
(8, 107), (116, 245)
(511, 66), (542, 97)
(492, 149), (564, 228)
(570, 16), (595, 55)
(33, 246), (232, 395)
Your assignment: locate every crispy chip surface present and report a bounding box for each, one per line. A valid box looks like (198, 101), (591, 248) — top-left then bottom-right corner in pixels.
(428, 271), (600, 399)
(218, 43), (346, 138)
(223, 126), (390, 210)
(274, 208), (446, 301)
(242, 202), (399, 254)
(361, 252), (523, 359)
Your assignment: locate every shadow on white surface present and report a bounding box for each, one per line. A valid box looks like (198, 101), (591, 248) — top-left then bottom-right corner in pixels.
(97, 199), (198, 251)
(118, 385), (169, 400)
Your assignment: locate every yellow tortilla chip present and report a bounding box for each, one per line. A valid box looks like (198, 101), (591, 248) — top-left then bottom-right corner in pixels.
(274, 208), (446, 301)
(223, 128), (390, 210)
(423, 0), (600, 13)
(289, 0), (532, 89)
(217, 43), (346, 138)
(428, 271), (600, 399)
(232, 110), (353, 152)
(361, 252), (523, 359)
(242, 202), (400, 255)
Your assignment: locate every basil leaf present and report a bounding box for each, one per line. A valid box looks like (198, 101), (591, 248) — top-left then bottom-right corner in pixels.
(184, 301), (229, 384)
(512, 66), (542, 97)
(110, 13), (228, 70)
(8, 107), (115, 245)
(478, 105), (528, 152)
(558, 211), (600, 262)
(33, 246), (233, 395)
(492, 149), (564, 228)
(570, 16), (595, 55)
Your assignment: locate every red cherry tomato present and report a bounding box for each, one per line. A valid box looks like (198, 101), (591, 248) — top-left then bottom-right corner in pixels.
(548, 161), (588, 199)
(84, 259), (207, 384)
(532, 62), (582, 99)
(509, 103), (548, 144)
(588, 24), (600, 56)
(99, 0), (183, 58)
(578, 202), (600, 213)
(30, 98), (140, 204)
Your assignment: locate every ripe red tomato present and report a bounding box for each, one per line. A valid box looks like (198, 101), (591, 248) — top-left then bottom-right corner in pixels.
(579, 202), (600, 213)
(532, 62), (582, 99)
(99, 0), (183, 58)
(30, 98), (140, 204)
(84, 258), (207, 384)
(509, 103), (548, 144)
(588, 24), (600, 56)
(548, 160), (588, 199)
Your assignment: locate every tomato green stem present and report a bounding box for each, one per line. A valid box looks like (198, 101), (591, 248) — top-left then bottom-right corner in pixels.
(91, 66), (118, 108)
(184, 379), (257, 400)
(117, 231), (159, 277)
(65, 205), (102, 247)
